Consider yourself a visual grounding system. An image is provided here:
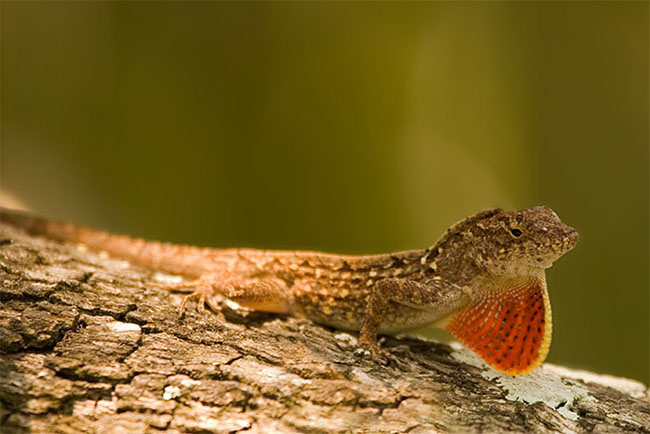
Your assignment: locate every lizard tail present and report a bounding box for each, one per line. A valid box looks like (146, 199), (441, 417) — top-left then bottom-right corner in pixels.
(0, 207), (212, 277)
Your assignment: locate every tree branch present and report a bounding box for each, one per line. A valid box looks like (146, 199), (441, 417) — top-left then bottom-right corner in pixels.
(0, 223), (648, 433)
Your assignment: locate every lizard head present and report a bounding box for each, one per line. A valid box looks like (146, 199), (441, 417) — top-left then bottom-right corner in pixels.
(430, 206), (579, 279)
(468, 206), (579, 276)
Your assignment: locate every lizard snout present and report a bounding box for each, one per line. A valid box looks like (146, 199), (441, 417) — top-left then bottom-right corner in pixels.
(563, 225), (579, 249)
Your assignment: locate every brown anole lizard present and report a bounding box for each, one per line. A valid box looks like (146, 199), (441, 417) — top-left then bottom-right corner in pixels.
(0, 206), (578, 375)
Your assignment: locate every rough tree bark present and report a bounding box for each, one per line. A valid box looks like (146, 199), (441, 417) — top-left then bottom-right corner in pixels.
(0, 223), (648, 434)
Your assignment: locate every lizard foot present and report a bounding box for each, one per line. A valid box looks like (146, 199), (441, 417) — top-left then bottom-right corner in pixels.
(356, 337), (399, 366)
(177, 277), (218, 317)
(355, 347), (400, 367)
(152, 273), (222, 318)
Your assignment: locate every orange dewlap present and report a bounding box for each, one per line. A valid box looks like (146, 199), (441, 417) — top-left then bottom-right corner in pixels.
(445, 278), (552, 375)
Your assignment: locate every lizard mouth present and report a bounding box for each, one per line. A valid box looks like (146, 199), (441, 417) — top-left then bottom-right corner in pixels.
(528, 259), (554, 270)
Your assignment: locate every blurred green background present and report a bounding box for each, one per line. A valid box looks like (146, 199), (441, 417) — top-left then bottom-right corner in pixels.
(1, 2), (648, 383)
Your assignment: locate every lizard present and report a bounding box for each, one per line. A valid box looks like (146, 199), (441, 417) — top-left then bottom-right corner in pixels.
(0, 206), (578, 375)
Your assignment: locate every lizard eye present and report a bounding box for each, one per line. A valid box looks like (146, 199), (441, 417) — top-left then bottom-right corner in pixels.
(510, 228), (523, 238)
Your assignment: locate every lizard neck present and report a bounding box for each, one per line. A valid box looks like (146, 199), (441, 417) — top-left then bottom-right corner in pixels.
(468, 268), (547, 298)
(419, 245), (483, 287)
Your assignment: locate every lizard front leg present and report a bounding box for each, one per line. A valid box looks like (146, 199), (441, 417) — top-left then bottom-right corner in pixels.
(359, 277), (463, 354)
(171, 274), (291, 317)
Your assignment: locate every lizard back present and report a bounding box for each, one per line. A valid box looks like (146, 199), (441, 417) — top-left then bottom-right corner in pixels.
(0, 207), (427, 281)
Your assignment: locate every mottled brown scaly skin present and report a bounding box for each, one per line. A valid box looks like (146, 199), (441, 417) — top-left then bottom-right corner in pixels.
(0, 206), (578, 375)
